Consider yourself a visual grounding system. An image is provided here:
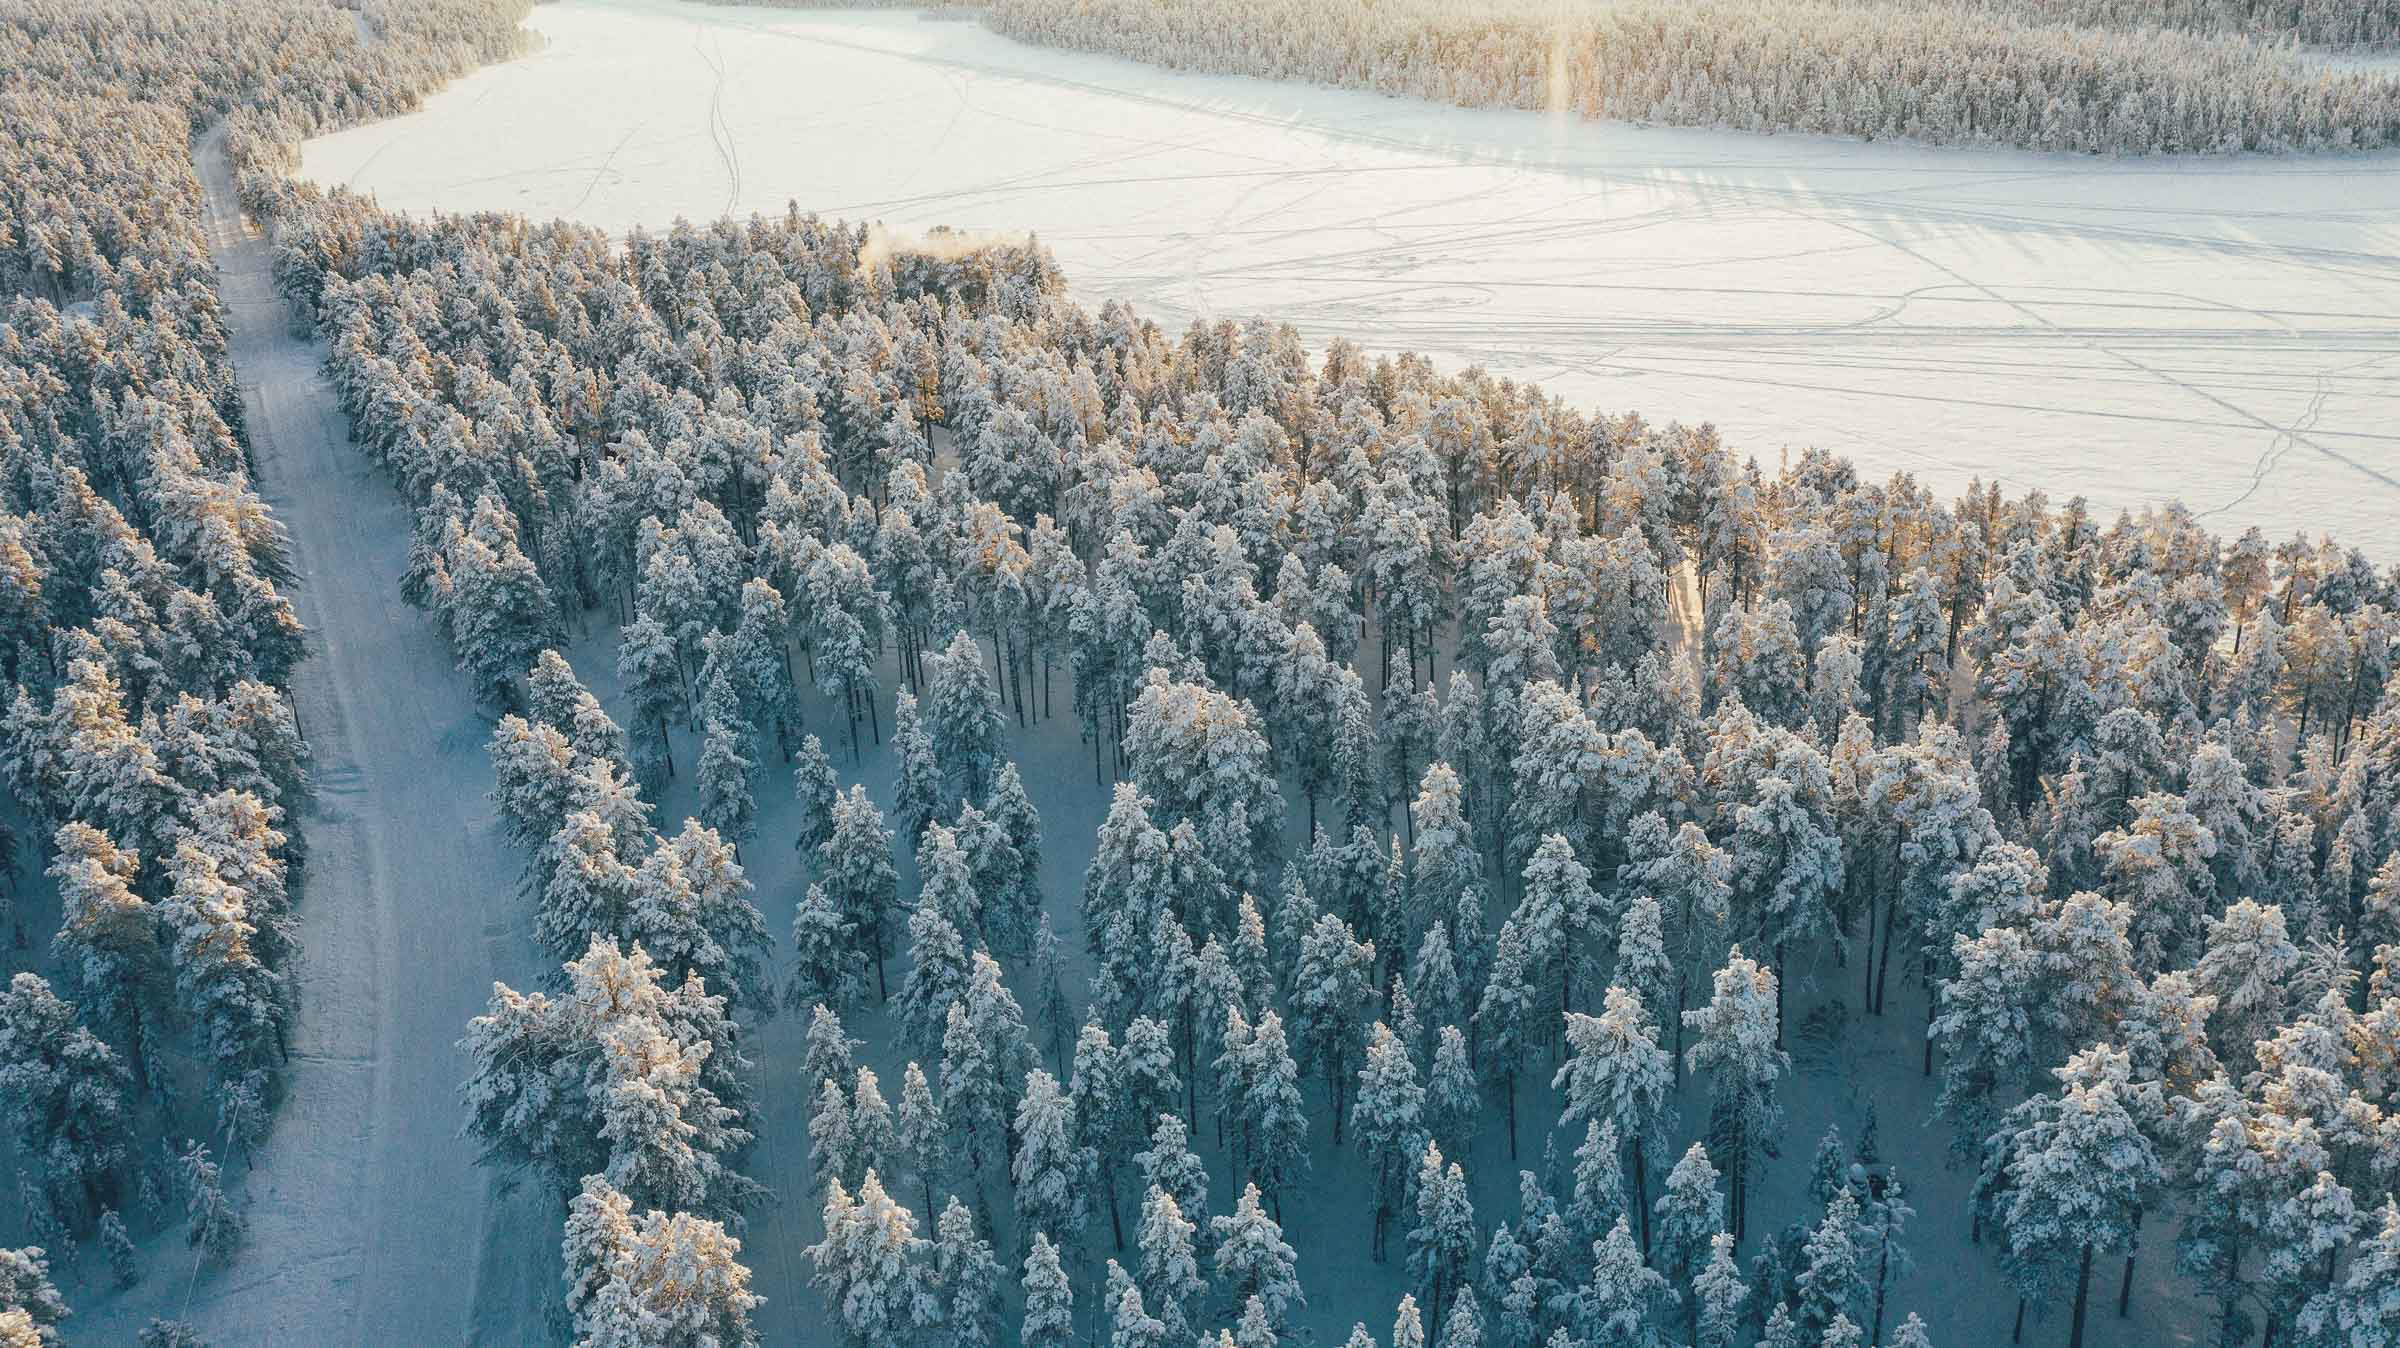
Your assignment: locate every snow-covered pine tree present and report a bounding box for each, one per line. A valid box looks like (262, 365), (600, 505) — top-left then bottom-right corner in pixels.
(1353, 1021), (1426, 1262)
(1986, 1046), (2161, 1348)
(929, 1194), (1002, 1348)
(0, 1245), (67, 1348)
(1691, 1231), (1746, 1348)
(564, 1173), (762, 1348)
(891, 690), (943, 847)
(1554, 985), (1674, 1250)
(1475, 917), (1541, 1161)
(927, 630), (1007, 805)
(1682, 948), (1787, 1244)
(820, 786), (898, 1000)
(43, 822), (159, 1081)
(1021, 1230), (1076, 1348)
(0, 972), (134, 1222)
(806, 1172), (927, 1347)
(1013, 1068), (1092, 1246)
(1575, 1213), (1667, 1348)
(1213, 1183), (1305, 1329)
(1290, 912), (1378, 1145)
(1408, 1142), (1478, 1330)
(1136, 1185), (1205, 1342)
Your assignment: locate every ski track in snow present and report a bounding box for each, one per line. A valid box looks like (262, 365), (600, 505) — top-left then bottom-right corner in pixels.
(302, 0), (2400, 555)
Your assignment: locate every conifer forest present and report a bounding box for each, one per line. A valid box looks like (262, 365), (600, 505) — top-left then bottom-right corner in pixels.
(2, 1), (2399, 1347)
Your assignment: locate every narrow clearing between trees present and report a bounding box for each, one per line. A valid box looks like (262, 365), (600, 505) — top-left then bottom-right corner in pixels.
(66, 127), (551, 1348)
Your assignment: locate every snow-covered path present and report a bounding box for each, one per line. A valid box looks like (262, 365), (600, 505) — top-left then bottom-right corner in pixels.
(67, 127), (553, 1346)
(303, 0), (2400, 554)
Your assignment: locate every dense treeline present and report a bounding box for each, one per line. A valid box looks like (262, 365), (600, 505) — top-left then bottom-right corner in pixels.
(974, 0), (2400, 155)
(1942, 0), (2400, 45)
(0, 0), (532, 1333)
(959, 0), (2400, 154)
(253, 78), (2400, 1338)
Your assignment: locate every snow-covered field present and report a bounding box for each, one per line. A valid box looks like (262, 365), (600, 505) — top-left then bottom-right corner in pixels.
(302, 0), (2400, 554)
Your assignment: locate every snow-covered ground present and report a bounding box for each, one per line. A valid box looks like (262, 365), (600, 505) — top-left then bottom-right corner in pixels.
(302, 0), (2400, 555)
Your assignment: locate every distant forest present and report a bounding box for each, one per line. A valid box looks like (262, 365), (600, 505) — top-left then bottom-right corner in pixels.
(706, 0), (2400, 154)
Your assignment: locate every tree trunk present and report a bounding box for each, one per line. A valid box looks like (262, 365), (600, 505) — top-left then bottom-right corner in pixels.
(2068, 1243), (2093, 1348)
(1632, 1136), (1651, 1254)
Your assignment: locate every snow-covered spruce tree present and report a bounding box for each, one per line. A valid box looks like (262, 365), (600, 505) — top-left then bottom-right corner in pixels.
(1671, 1237), (1743, 1348)
(180, 1140), (242, 1263)
(1426, 1024), (1476, 1161)
(809, 1077), (857, 1198)
(942, 950), (1037, 1186)
(897, 894), (974, 1068)
(893, 1060), (947, 1224)
(1353, 1020), (1426, 1262)
(1029, 913), (1076, 1073)
(1682, 948), (1787, 1244)
(849, 1067), (898, 1190)
(1136, 1111), (1212, 1257)
(1793, 1187), (1866, 1334)
(1554, 985), (1674, 1251)
(1391, 1293), (1427, 1348)
(617, 613), (685, 787)
(791, 735), (839, 860)
(1069, 1019), (1133, 1249)
(695, 719), (757, 853)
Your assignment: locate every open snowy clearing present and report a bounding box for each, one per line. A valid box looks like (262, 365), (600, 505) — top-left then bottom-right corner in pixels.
(302, 0), (2400, 554)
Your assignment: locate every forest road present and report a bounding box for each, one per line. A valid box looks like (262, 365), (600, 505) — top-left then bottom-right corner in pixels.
(115, 126), (558, 1346)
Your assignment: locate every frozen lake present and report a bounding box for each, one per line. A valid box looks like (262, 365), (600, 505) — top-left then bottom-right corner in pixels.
(303, 0), (2400, 553)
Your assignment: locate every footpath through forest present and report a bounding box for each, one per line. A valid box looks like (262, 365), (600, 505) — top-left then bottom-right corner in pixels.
(67, 126), (555, 1346)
